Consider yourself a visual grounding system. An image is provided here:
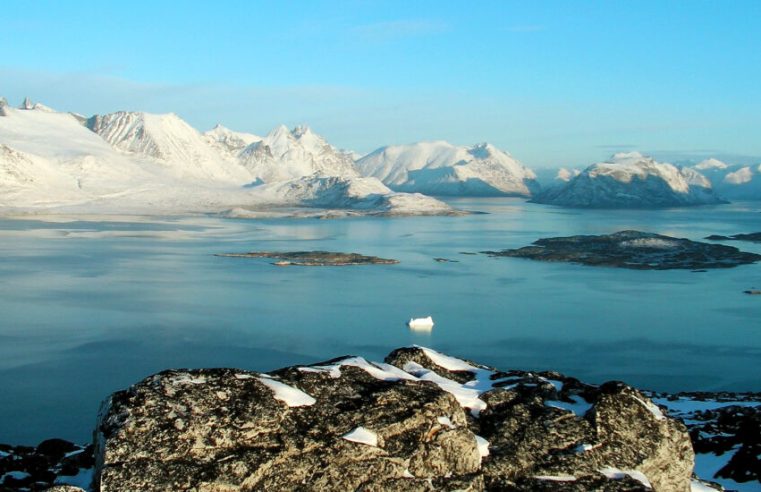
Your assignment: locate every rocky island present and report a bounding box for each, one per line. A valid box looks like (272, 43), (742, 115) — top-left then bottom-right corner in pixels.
(215, 251), (400, 266)
(705, 232), (761, 243)
(3, 346), (760, 491)
(483, 231), (761, 270)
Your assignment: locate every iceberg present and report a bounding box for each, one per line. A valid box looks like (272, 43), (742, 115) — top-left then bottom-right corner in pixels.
(407, 316), (434, 329)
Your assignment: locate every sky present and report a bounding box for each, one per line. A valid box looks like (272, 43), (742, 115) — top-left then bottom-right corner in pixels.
(2, 0), (760, 168)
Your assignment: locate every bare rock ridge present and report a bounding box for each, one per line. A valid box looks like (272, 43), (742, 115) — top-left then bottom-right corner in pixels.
(4, 347), (705, 491)
(4, 347), (759, 491)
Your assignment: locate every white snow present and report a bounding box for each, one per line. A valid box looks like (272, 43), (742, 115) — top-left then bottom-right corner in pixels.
(536, 152), (723, 208)
(239, 124), (359, 183)
(300, 357), (417, 382)
(55, 467), (94, 489)
(407, 316), (435, 329)
(356, 140), (538, 197)
(632, 396), (666, 420)
(694, 158), (728, 171)
(546, 396), (593, 417)
(257, 375), (316, 407)
(418, 346), (477, 372)
(534, 474), (578, 482)
(403, 361), (488, 416)
(2, 470), (31, 481)
(555, 167), (580, 182)
(653, 397), (760, 416)
(621, 238), (680, 249)
(690, 479), (720, 491)
(0, 102), (453, 217)
(573, 443), (599, 453)
(437, 416), (455, 428)
(474, 435), (490, 457)
(170, 374), (207, 385)
(599, 467), (653, 488)
(342, 426), (378, 447)
(724, 166), (754, 185)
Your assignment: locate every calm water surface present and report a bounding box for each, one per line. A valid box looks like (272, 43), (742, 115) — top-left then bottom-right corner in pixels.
(1, 198), (760, 444)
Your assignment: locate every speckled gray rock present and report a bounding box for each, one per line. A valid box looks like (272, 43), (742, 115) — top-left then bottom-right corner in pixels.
(92, 348), (696, 491)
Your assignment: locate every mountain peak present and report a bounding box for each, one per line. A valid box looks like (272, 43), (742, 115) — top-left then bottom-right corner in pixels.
(611, 151), (646, 162)
(20, 97), (34, 110)
(694, 158), (728, 170)
(266, 124), (293, 141)
(292, 125), (313, 138)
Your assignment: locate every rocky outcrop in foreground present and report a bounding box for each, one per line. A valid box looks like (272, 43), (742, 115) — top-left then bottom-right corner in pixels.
(484, 231), (761, 270)
(215, 251), (399, 266)
(5, 347), (760, 491)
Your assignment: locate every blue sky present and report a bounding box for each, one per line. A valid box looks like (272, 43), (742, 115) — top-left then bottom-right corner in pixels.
(2, 0), (760, 167)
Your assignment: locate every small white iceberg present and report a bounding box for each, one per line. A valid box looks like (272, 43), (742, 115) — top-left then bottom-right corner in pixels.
(407, 316), (434, 329)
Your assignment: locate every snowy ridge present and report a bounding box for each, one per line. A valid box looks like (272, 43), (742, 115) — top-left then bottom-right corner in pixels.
(203, 124), (261, 155)
(0, 98), (453, 216)
(534, 152), (726, 208)
(356, 140), (538, 196)
(239, 125), (359, 183)
(86, 111), (252, 183)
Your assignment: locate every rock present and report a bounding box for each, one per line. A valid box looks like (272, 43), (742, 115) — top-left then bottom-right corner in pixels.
(650, 392), (761, 488)
(90, 347), (696, 491)
(483, 230), (761, 270)
(0, 440), (92, 491)
(705, 232), (761, 243)
(214, 251), (399, 266)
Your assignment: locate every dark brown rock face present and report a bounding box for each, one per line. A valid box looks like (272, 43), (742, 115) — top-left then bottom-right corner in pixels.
(90, 347), (696, 491)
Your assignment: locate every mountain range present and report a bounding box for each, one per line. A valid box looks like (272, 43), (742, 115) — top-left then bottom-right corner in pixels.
(0, 97), (758, 215)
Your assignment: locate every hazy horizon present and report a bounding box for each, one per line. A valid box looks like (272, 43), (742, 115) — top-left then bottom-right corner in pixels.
(3, 1), (761, 168)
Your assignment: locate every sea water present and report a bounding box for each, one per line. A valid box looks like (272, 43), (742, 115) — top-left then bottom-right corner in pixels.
(1, 198), (760, 444)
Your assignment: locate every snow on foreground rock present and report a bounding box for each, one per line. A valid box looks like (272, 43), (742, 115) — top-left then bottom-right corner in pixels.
(0, 98), (454, 217)
(534, 152), (726, 208)
(80, 346), (699, 491)
(356, 140), (539, 197)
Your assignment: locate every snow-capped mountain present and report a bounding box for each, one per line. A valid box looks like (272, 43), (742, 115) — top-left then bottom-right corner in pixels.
(203, 124), (261, 155)
(679, 158), (760, 201)
(244, 174), (451, 215)
(355, 140), (538, 196)
(239, 125), (359, 183)
(533, 152), (726, 208)
(694, 158), (729, 171)
(86, 111), (253, 183)
(0, 97), (452, 216)
(715, 164), (761, 200)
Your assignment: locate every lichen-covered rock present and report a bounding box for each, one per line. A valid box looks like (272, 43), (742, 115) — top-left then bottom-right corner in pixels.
(95, 360), (481, 491)
(91, 347), (697, 491)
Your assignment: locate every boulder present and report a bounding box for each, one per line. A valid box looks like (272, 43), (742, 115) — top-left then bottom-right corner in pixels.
(91, 347), (695, 491)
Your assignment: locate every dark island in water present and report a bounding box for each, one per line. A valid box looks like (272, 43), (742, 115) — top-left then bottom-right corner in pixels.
(483, 230), (761, 270)
(1, 346), (759, 491)
(216, 251), (400, 266)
